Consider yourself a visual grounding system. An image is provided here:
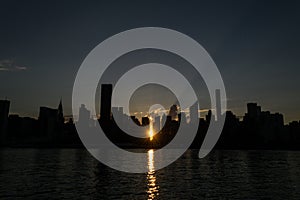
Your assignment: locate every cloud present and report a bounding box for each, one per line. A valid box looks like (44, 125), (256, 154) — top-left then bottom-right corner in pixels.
(0, 59), (28, 72)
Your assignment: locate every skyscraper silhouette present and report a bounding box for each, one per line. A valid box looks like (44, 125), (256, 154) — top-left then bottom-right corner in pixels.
(38, 100), (64, 141)
(168, 105), (178, 121)
(39, 107), (59, 138)
(100, 84), (113, 121)
(0, 100), (10, 144)
(189, 102), (198, 124)
(247, 103), (261, 119)
(57, 98), (64, 125)
(79, 104), (91, 126)
(154, 115), (160, 133)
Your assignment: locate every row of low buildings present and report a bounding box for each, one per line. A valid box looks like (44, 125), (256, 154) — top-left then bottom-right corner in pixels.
(0, 99), (80, 147)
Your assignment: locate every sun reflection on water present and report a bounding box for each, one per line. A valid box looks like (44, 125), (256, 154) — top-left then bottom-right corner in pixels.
(147, 149), (159, 199)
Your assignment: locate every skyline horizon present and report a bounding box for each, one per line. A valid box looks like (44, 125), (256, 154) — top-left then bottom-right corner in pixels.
(2, 97), (299, 125)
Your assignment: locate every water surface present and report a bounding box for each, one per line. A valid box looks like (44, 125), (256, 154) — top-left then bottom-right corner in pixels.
(0, 149), (299, 199)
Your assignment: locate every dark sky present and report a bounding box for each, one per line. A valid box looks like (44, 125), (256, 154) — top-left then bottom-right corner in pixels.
(0, 0), (300, 123)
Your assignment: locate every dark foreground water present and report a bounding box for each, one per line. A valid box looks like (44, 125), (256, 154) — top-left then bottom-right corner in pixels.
(0, 149), (299, 199)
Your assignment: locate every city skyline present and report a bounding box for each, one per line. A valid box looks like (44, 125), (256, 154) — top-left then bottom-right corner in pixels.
(1, 85), (300, 126)
(1, 1), (300, 122)
(1, 83), (300, 150)
(2, 96), (300, 126)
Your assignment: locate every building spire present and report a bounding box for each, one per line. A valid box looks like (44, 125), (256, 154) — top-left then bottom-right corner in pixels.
(57, 97), (64, 124)
(58, 97), (63, 113)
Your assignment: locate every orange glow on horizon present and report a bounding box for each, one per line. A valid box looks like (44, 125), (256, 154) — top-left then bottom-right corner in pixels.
(148, 117), (154, 141)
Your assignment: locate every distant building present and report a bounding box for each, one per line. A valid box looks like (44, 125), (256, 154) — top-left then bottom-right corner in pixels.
(8, 114), (21, 139)
(78, 104), (91, 127)
(168, 104), (178, 121)
(38, 100), (64, 141)
(130, 116), (140, 126)
(153, 115), (160, 133)
(57, 99), (64, 125)
(161, 113), (166, 128)
(100, 84), (112, 121)
(0, 100), (10, 144)
(189, 102), (198, 124)
(39, 107), (59, 139)
(206, 110), (212, 124)
(20, 117), (38, 137)
(178, 112), (187, 125)
(112, 107), (126, 129)
(7, 114), (38, 143)
(246, 103), (261, 119)
(215, 89), (221, 121)
(142, 116), (150, 126)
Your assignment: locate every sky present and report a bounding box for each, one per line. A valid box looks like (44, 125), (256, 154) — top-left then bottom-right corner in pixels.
(0, 0), (300, 123)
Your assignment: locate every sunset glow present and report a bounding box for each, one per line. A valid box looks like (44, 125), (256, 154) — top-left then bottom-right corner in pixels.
(149, 117), (154, 141)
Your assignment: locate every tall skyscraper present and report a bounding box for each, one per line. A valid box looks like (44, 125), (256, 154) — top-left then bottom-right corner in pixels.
(168, 104), (178, 121)
(57, 98), (64, 125)
(161, 113), (166, 128)
(78, 104), (91, 127)
(247, 103), (261, 119)
(215, 89), (221, 121)
(38, 100), (64, 140)
(39, 107), (58, 138)
(189, 102), (198, 124)
(179, 111), (187, 125)
(154, 115), (160, 133)
(100, 84), (112, 121)
(0, 100), (10, 144)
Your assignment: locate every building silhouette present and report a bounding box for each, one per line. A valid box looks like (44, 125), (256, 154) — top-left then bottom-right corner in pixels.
(38, 101), (64, 141)
(178, 111), (187, 128)
(100, 84), (112, 121)
(153, 115), (161, 133)
(168, 104), (178, 121)
(130, 115), (141, 126)
(0, 100), (10, 144)
(78, 104), (91, 127)
(58, 99), (64, 125)
(189, 102), (198, 124)
(142, 116), (150, 126)
(246, 103), (261, 120)
(161, 113), (166, 128)
(206, 110), (212, 124)
(215, 89), (221, 121)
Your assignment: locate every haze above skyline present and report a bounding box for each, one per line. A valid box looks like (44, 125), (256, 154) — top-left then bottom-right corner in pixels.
(0, 0), (300, 122)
